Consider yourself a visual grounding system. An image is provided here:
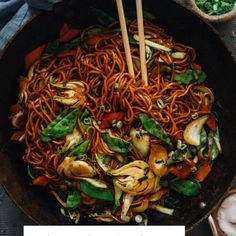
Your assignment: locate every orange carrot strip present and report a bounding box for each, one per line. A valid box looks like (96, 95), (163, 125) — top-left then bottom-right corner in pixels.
(25, 44), (45, 70)
(59, 29), (81, 43)
(194, 163), (211, 182)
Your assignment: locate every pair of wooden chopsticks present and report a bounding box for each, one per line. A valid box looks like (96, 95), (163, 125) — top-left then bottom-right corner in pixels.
(116, 0), (148, 86)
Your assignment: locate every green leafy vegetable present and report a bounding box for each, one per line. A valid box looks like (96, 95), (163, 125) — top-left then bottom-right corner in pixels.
(169, 178), (201, 196)
(80, 180), (114, 201)
(208, 129), (221, 160)
(112, 184), (123, 214)
(174, 69), (207, 85)
(195, 0), (235, 16)
(40, 109), (79, 142)
(167, 147), (192, 165)
(164, 196), (181, 209)
(66, 189), (81, 210)
(102, 134), (132, 154)
(139, 113), (173, 147)
(67, 140), (90, 159)
(91, 7), (115, 25)
(45, 36), (81, 54)
(27, 165), (38, 180)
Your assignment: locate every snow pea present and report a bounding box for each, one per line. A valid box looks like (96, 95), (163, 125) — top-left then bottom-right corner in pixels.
(80, 180), (114, 201)
(169, 178), (201, 196)
(67, 140), (90, 159)
(174, 69), (206, 85)
(40, 109), (79, 142)
(102, 134), (132, 154)
(139, 113), (173, 147)
(45, 36), (81, 54)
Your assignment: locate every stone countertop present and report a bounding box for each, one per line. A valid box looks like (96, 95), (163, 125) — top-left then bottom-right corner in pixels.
(0, 1), (236, 236)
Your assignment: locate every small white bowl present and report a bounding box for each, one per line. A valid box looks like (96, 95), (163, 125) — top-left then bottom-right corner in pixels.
(208, 188), (236, 236)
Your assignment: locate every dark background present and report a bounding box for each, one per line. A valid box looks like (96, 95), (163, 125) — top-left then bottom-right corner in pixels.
(0, 1), (236, 235)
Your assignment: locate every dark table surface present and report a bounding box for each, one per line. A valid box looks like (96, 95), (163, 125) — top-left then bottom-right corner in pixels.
(0, 1), (236, 236)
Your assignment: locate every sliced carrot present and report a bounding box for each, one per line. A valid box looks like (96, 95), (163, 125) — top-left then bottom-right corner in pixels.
(10, 103), (23, 114)
(10, 130), (25, 142)
(59, 29), (81, 43)
(25, 44), (45, 70)
(57, 50), (77, 58)
(59, 23), (70, 38)
(194, 163), (211, 182)
(177, 164), (192, 179)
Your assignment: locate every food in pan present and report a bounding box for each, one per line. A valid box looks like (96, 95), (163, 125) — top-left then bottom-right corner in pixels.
(10, 9), (222, 224)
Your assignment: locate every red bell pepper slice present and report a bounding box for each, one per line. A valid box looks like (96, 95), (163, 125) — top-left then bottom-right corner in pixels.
(168, 164), (192, 179)
(57, 50), (77, 58)
(59, 23), (70, 38)
(206, 114), (217, 132)
(100, 112), (125, 129)
(59, 29), (81, 43)
(25, 44), (45, 70)
(33, 176), (49, 187)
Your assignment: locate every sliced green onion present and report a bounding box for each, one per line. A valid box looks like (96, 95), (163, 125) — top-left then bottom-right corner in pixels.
(177, 140), (187, 150)
(171, 52), (186, 59)
(133, 35), (171, 52)
(191, 112), (199, 119)
(116, 121), (123, 129)
(156, 98), (165, 109)
(149, 204), (174, 216)
(83, 117), (91, 125)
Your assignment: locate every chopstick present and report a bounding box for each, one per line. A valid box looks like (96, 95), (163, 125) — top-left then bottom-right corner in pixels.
(136, 0), (148, 86)
(116, 0), (148, 85)
(116, 0), (135, 77)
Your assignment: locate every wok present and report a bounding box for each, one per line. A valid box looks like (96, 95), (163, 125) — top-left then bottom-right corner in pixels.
(0, 0), (235, 232)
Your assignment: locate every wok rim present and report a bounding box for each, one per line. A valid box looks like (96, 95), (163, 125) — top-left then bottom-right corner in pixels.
(0, 1), (235, 232)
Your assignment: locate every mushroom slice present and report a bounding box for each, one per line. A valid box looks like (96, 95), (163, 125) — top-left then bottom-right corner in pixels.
(111, 161), (155, 196)
(69, 160), (95, 177)
(183, 115), (209, 146)
(148, 144), (168, 177)
(57, 157), (95, 178)
(130, 128), (150, 158)
(51, 80), (86, 107)
(57, 156), (76, 176)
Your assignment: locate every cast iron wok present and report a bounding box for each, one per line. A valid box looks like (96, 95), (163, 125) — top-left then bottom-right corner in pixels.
(0, 0), (235, 232)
